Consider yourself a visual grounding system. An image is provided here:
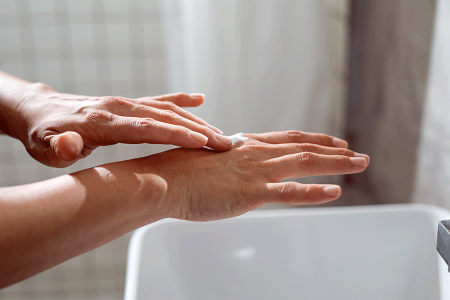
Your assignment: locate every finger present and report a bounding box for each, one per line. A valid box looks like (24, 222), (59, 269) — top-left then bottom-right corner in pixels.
(96, 96), (223, 135)
(245, 131), (348, 148)
(99, 117), (214, 148)
(263, 143), (370, 163)
(113, 111), (231, 151)
(132, 99), (223, 134)
(256, 182), (341, 206)
(50, 131), (84, 162)
(140, 92), (205, 107)
(263, 152), (367, 181)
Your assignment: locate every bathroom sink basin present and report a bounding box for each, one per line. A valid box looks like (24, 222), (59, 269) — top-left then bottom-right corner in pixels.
(124, 204), (450, 300)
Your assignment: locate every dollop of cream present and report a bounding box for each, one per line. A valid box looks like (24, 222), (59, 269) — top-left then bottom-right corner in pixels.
(226, 132), (249, 146)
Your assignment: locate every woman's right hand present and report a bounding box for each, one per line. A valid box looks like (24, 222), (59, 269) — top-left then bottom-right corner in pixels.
(119, 131), (369, 223)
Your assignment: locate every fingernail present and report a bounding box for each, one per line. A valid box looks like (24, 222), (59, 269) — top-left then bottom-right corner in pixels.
(189, 131), (208, 143)
(350, 157), (366, 167)
(214, 133), (232, 145)
(332, 138), (348, 148)
(190, 93), (205, 99)
(323, 186), (341, 197)
(354, 152), (370, 164)
(207, 124), (223, 134)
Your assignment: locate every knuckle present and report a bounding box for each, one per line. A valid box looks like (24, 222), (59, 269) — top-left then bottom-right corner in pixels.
(304, 185), (315, 201)
(158, 109), (178, 122)
(287, 130), (303, 142)
(334, 155), (349, 167)
(342, 156), (353, 165)
(32, 82), (54, 92)
(242, 142), (264, 151)
(168, 126), (186, 139)
(299, 152), (315, 167)
(175, 92), (189, 99)
(234, 156), (262, 182)
(317, 134), (326, 144)
(162, 101), (177, 110)
(278, 182), (298, 200)
(134, 117), (155, 127)
(318, 134), (332, 145)
(99, 96), (129, 108)
(100, 96), (118, 105)
(29, 125), (43, 141)
(300, 143), (320, 153)
(84, 110), (112, 124)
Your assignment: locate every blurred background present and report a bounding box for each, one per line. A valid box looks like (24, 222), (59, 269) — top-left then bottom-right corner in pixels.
(0, 0), (447, 299)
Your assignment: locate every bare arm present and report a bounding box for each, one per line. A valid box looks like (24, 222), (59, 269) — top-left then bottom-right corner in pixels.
(0, 131), (368, 288)
(0, 70), (232, 167)
(0, 162), (166, 288)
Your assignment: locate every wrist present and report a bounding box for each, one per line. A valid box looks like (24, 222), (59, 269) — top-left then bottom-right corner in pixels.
(93, 160), (170, 228)
(0, 77), (55, 139)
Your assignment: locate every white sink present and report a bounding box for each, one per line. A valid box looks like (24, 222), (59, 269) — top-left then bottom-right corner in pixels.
(124, 204), (450, 300)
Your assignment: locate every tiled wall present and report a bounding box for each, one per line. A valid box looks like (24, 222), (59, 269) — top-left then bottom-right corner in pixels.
(0, 0), (168, 299)
(0, 0), (350, 299)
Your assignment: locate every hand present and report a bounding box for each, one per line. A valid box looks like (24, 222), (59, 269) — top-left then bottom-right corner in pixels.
(13, 83), (231, 167)
(129, 131), (369, 222)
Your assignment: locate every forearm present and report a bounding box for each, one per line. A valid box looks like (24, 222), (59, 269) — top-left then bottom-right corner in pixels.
(0, 159), (167, 288)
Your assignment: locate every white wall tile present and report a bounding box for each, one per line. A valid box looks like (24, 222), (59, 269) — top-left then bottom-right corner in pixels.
(102, 1), (128, 12)
(0, 27), (21, 50)
(143, 23), (162, 45)
(29, 0), (54, 13)
(145, 58), (165, 79)
(74, 60), (97, 82)
(0, 165), (19, 186)
(104, 11), (128, 24)
(1, 0), (16, 14)
(66, 0), (92, 13)
(17, 27), (37, 49)
(69, 11), (93, 25)
(31, 12), (56, 27)
(33, 26), (58, 49)
(70, 24), (94, 48)
(37, 61), (62, 83)
(140, 0), (160, 11)
(111, 80), (133, 97)
(0, 62), (25, 79)
(124, 0), (144, 11)
(109, 45), (131, 60)
(109, 60), (132, 81)
(15, 164), (41, 184)
(0, 49), (22, 64)
(106, 23), (130, 46)
(75, 80), (99, 96)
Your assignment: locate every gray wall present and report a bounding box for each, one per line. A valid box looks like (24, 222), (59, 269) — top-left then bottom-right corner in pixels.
(344, 0), (436, 205)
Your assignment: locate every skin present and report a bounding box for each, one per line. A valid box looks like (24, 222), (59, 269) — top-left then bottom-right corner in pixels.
(0, 131), (369, 288)
(0, 70), (232, 167)
(0, 70), (370, 288)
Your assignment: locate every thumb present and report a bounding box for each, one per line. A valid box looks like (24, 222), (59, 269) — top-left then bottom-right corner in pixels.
(51, 131), (84, 162)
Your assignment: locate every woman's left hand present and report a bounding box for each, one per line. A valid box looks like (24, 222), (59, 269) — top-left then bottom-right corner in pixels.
(8, 82), (231, 167)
